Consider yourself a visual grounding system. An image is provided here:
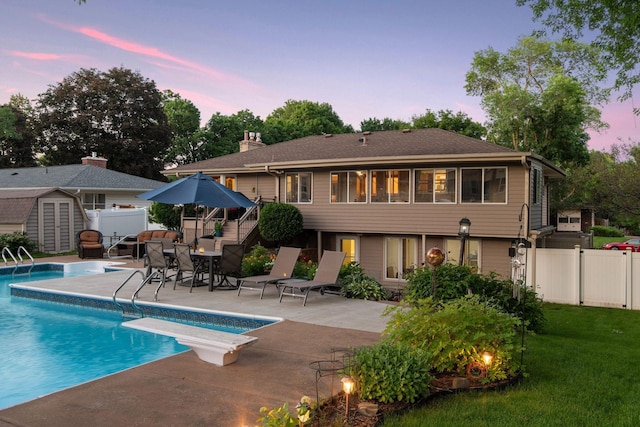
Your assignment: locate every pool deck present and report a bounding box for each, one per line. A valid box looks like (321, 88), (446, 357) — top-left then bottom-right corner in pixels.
(0, 255), (389, 426)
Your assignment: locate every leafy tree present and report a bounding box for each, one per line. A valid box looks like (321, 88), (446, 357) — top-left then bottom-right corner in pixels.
(198, 109), (265, 160)
(162, 90), (203, 166)
(258, 203), (303, 246)
(0, 105), (36, 167)
(360, 117), (410, 132)
(262, 99), (353, 144)
(34, 67), (171, 180)
(411, 109), (487, 138)
(148, 202), (182, 231)
(517, 0), (640, 107)
(465, 34), (608, 167)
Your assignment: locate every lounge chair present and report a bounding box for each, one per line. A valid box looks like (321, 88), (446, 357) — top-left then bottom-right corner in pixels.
(278, 250), (346, 306)
(236, 247), (301, 298)
(76, 229), (104, 259)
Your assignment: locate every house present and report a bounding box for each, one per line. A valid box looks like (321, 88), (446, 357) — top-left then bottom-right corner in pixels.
(0, 188), (87, 253)
(0, 155), (167, 252)
(0, 154), (166, 210)
(165, 129), (565, 288)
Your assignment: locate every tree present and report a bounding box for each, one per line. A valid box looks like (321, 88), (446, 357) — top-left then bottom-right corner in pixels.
(262, 99), (353, 144)
(0, 105), (36, 167)
(34, 67), (171, 180)
(258, 203), (303, 246)
(162, 90), (202, 166)
(196, 109), (265, 161)
(465, 35), (608, 167)
(411, 109), (486, 139)
(360, 117), (410, 132)
(517, 0), (640, 107)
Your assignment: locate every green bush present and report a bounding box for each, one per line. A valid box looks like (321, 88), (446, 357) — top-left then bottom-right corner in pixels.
(403, 263), (546, 333)
(383, 296), (521, 383)
(351, 342), (432, 403)
(0, 231), (37, 254)
(338, 261), (388, 301)
(589, 225), (624, 237)
(241, 244), (273, 277)
(258, 203), (303, 245)
(293, 259), (316, 279)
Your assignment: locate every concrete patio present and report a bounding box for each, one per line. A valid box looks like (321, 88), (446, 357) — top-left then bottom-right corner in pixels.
(0, 255), (389, 426)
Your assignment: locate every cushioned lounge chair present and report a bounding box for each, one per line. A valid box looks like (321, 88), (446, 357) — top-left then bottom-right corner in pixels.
(278, 250), (346, 306)
(236, 247), (301, 298)
(76, 229), (104, 259)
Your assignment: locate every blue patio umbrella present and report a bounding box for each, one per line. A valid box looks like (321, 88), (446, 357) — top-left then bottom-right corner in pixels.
(137, 172), (255, 243)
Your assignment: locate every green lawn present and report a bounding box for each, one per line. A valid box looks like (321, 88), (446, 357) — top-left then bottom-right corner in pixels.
(381, 304), (640, 427)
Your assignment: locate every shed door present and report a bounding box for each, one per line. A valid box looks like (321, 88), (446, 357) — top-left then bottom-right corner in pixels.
(38, 199), (74, 253)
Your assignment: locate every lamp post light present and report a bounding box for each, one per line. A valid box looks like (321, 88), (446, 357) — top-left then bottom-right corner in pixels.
(426, 247), (445, 299)
(341, 376), (355, 423)
(458, 217), (471, 266)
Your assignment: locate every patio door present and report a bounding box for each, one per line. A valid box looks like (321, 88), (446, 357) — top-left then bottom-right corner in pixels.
(38, 199), (74, 253)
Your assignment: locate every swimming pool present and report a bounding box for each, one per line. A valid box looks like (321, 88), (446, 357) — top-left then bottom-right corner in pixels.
(0, 262), (275, 410)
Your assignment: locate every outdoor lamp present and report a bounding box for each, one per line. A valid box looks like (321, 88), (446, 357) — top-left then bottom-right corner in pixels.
(482, 351), (493, 366)
(458, 217), (471, 266)
(458, 217), (471, 237)
(342, 376), (355, 421)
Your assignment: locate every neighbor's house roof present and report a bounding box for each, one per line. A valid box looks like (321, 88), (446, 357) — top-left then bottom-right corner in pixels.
(0, 164), (166, 191)
(0, 188), (87, 224)
(164, 128), (565, 178)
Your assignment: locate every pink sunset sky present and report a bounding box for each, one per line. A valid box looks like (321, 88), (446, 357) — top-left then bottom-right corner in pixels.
(1, 0), (638, 152)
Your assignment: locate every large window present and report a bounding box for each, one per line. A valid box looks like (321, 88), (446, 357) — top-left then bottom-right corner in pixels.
(461, 167), (507, 203)
(82, 193), (106, 210)
(331, 171), (367, 203)
(445, 238), (480, 270)
(414, 168), (456, 203)
(371, 170), (410, 203)
(385, 237), (418, 280)
(286, 172), (312, 203)
(337, 236), (359, 264)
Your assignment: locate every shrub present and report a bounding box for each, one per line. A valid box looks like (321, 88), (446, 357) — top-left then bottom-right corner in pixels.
(339, 261), (388, 301)
(589, 225), (624, 237)
(293, 260), (316, 279)
(351, 342), (432, 403)
(258, 203), (303, 245)
(403, 263), (546, 332)
(241, 244), (273, 276)
(0, 231), (37, 254)
(383, 296), (521, 383)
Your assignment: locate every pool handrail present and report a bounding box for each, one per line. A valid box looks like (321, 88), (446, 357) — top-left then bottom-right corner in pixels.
(112, 269), (147, 318)
(2, 246), (34, 277)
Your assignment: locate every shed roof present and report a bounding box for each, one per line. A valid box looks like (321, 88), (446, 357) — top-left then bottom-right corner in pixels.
(0, 188), (73, 223)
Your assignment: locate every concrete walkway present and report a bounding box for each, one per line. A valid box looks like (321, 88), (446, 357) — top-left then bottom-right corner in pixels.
(0, 255), (390, 426)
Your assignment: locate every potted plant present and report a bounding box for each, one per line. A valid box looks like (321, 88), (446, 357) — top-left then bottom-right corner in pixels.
(214, 221), (223, 237)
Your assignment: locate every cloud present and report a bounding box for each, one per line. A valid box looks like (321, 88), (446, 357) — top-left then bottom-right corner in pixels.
(5, 50), (83, 61)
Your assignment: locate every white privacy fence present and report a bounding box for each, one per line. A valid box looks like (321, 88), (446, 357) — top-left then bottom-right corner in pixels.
(531, 247), (640, 310)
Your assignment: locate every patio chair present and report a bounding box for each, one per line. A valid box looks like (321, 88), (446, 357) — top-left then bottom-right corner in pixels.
(217, 244), (245, 289)
(144, 240), (171, 301)
(278, 250), (346, 306)
(237, 247), (301, 299)
(76, 229), (104, 259)
(173, 244), (206, 293)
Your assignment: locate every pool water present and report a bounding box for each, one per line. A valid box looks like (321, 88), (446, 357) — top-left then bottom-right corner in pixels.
(0, 267), (183, 410)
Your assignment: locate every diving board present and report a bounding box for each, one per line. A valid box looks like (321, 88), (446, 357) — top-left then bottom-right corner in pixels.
(123, 317), (258, 366)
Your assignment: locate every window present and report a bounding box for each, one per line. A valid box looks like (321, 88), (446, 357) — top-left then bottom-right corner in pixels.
(286, 172), (312, 203)
(414, 169), (456, 203)
(445, 238), (480, 270)
(532, 167), (542, 204)
(338, 236), (359, 264)
(385, 237), (418, 280)
(371, 170), (410, 203)
(330, 171), (367, 203)
(82, 193), (106, 210)
(461, 167), (507, 203)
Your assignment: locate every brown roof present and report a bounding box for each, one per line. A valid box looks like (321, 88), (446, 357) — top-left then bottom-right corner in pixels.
(0, 188), (71, 224)
(166, 128), (527, 175)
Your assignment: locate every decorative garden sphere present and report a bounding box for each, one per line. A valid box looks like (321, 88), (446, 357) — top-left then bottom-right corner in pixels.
(426, 247), (445, 266)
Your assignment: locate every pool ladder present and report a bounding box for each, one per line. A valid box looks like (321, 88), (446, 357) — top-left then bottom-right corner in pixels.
(2, 246), (34, 277)
(113, 269), (165, 319)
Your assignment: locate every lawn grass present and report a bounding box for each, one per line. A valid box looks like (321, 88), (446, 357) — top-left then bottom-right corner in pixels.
(381, 304), (640, 427)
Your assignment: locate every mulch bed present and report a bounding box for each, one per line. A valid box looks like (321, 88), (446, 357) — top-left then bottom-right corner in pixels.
(310, 372), (523, 426)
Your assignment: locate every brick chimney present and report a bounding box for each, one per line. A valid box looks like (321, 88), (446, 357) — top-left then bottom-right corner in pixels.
(81, 152), (108, 168)
(239, 130), (266, 152)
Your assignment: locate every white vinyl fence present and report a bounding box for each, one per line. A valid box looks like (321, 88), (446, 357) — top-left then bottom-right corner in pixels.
(531, 247), (640, 310)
